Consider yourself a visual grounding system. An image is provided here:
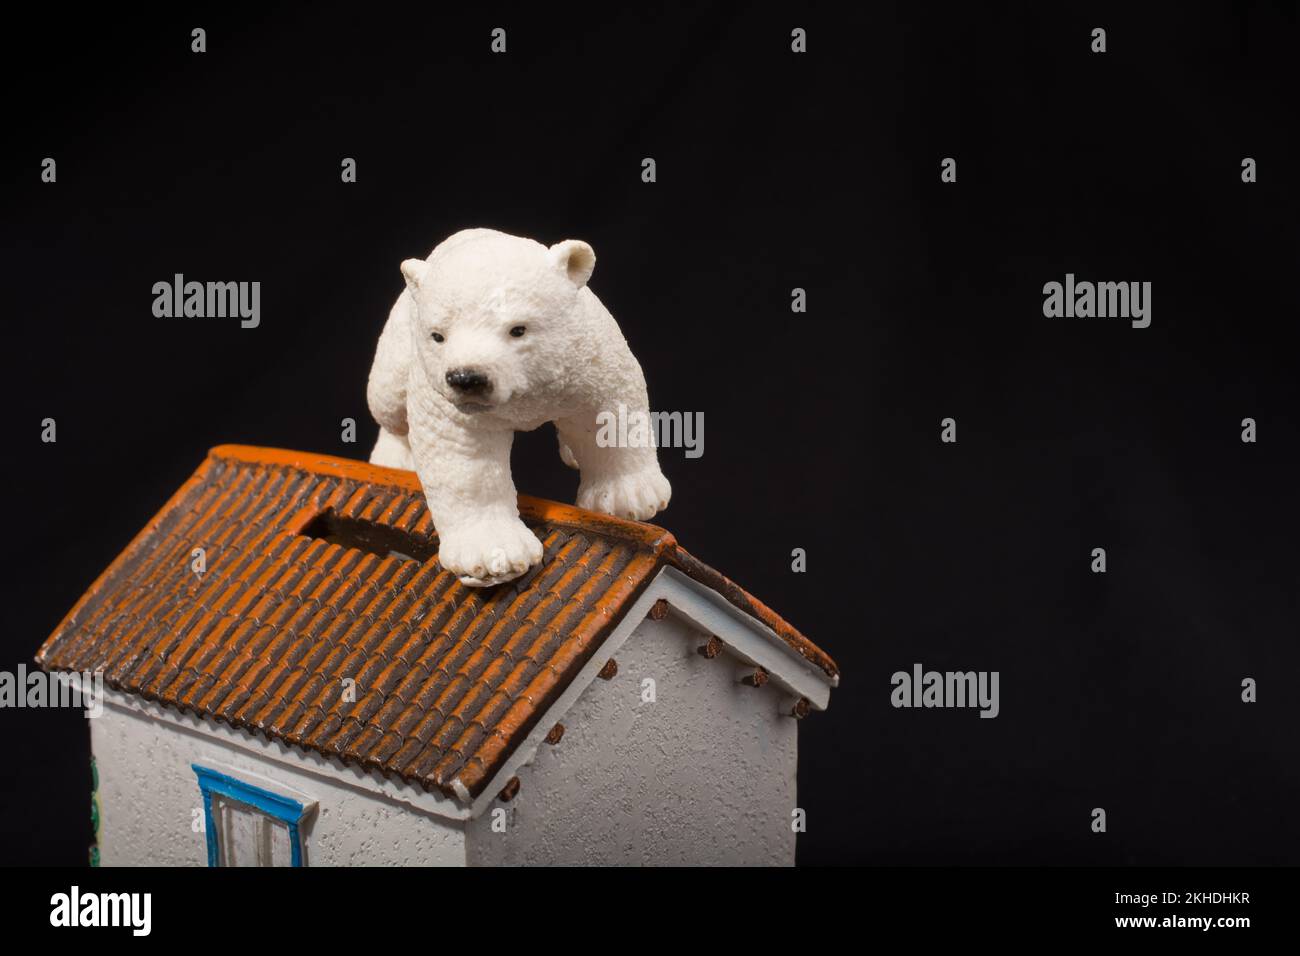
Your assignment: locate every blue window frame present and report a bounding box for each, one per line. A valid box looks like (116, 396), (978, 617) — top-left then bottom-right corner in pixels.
(192, 764), (308, 867)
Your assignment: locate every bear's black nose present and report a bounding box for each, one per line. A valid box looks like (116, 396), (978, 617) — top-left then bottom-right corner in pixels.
(446, 368), (492, 393)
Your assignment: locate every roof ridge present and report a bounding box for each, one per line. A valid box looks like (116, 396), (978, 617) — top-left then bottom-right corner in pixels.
(208, 444), (679, 557)
(205, 446), (835, 679)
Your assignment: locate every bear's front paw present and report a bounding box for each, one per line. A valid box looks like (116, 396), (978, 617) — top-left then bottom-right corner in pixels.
(438, 518), (544, 587)
(577, 469), (672, 522)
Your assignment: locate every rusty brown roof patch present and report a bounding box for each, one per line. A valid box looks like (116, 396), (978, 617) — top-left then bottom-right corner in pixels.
(36, 445), (837, 802)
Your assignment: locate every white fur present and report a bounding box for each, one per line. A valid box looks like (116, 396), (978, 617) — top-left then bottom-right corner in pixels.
(367, 229), (671, 586)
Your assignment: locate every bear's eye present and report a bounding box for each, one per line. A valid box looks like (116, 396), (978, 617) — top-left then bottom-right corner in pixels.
(509, 325), (526, 338)
(431, 331), (445, 343)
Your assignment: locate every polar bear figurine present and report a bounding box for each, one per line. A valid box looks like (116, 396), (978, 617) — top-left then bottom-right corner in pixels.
(366, 228), (672, 586)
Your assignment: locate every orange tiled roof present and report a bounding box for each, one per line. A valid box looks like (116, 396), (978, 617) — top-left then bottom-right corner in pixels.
(37, 445), (837, 801)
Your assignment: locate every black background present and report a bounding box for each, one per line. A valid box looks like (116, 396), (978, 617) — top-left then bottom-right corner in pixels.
(2, 2), (1296, 867)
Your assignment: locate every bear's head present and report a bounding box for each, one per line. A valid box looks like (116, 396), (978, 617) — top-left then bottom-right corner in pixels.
(400, 230), (596, 417)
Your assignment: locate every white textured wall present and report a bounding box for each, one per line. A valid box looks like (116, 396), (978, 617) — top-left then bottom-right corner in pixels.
(467, 613), (799, 866)
(91, 701), (466, 866)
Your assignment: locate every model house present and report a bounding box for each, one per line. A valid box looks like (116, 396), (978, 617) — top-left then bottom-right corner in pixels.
(37, 445), (839, 866)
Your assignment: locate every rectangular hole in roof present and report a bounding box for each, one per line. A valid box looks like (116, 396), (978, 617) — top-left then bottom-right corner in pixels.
(299, 509), (438, 563)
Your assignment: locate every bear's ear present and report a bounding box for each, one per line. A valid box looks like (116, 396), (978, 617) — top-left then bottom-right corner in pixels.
(548, 239), (596, 288)
(399, 258), (427, 294)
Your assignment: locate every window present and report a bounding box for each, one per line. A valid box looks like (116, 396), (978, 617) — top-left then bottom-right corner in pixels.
(192, 765), (311, 867)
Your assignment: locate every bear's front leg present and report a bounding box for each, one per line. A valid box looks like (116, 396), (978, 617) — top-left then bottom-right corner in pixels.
(370, 427), (414, 470)
(557, 407), (672, 522)
(410, 401), (543, 586)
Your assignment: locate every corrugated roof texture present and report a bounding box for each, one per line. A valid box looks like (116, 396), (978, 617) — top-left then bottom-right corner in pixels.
(37, 445), (836, 801)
